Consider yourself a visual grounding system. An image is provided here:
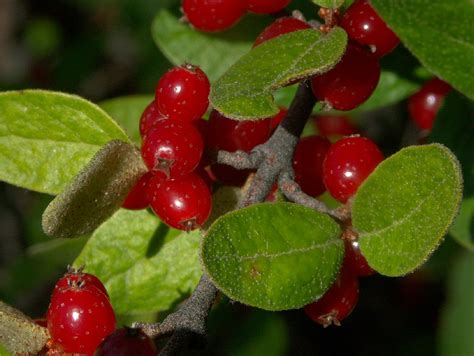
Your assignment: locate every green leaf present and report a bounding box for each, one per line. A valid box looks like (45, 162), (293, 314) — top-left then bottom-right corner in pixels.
(100, 95), (154, 145)
(438, 253), (474, 356)
(352, 144), (463, 277)
(449, 199), (474, 251)
(370, 0), (474, 100)
(0, 90), (129, 195)
(42, 140), (147, 238)
(201, 202), (343, 311)
(312, 0), (345, 9)
(0, 343), (10, 356)
(152, 10), (271, 82)
(74, 209), (201, 314)
(210, 28), (347, 120)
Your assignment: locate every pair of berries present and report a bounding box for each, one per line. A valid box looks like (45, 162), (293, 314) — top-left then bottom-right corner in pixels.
(182, 0), (292, 33)
(123, 64), (212, 231)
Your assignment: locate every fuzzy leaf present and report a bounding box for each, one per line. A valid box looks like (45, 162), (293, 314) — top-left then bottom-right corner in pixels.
(100, 95), (154, 145)
(0, 90), (129, 195)
(42, 140), (147, 238)
(352, 144), (463, 276)
(210, 28), (347, 120)
(74, 209), (201, 314)
(201, 203), (343, 311)
(371, 0), (474, 99)
(152, 10), (271, 82)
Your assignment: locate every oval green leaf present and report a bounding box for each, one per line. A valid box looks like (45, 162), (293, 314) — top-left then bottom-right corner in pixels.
(0, 90), (129, 195)
(371, 0), (474, 100)
(352, 144), (463, 277)
(201, 202), (343, 311)
(210, 28), (347, 120)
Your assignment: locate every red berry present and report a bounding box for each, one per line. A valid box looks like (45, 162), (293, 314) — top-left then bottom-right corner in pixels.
(304, 266), (359, 327)
(314, 115), (358, 138)
(208, 110), (271, 186)
(182, 0), (246, 32)
(253, 17), (311, 47)
(52, 267), (109, 299)
(155, 64), (210, 122)
(292, 136), (331, 197)
(141, 120), (204, 179)
(341, 0), (399, 57)
(343, 239), (375, 276)
(323, 136), (383, 203)
(46, 283), (116, 355)
(247, 0), (291, 14)
(139, 101), (167, 138)
(148, 172), (212, 230)
(122, 172), (153, 210)
(311, 44), (380, 111)
(95, 328), (157, 356)
(408, 78), (451, 131)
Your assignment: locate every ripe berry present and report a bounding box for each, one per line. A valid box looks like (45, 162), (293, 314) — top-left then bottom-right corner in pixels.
(408, 78), (451, 131)
(148, 172), (212, 230)
(46, 282), (116, 355)
(52, 266), (109, 299)
(208, 110), (271, 186)
(344, 239), (375, 277)
(311, 44), (380, 111)
(341, 0), (399, 57)
(304, 266), (359, 327)
(141, 120), (203, 179)
(122, 172), (153, 210)
(139, 101), (166, 138)
(314, 115), (358, 138)
(253, 17), (311, 47)
(182, 0), (246, 32)
(292, 136), (331, 197)
(95, 328), (157, 356)
(247, 0), (291, 14)
(323, 136), (383, 203)
(155, 64), (210, 122)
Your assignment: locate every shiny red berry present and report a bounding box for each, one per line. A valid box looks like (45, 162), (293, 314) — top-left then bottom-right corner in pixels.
(293, 136), (331, 197)
(182, 0), (246, 32)
(304, 266), (359, 327)
(95, 328), (157, 356)
(148, 172), (212, 230)
(408, 78), (451, 131)
(139, 101), (166, 138)
(341, 0), (399, 57)
(343, 239), (375, 276)
(122, 172), (153, 210)
(155, 64), (210, 122)
(311, 44), (380, 111)
(141, 120), (203, 179)
(247, 0), (291, 14)
(46, 283), (116, 355)
(51, 266), (109, 299)
(314, 115), (358, 138)
(253, 17), (311, 47)
(323, 136), (383, 203)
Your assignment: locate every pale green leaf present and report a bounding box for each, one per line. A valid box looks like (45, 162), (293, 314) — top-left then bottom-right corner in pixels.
(312, 0), (345, 9)
(201, 202), (343, 311)
(353, 144), (463, 276)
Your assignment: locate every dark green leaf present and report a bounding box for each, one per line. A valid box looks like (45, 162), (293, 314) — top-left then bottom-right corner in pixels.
(438, 253), (474, 356)
(371, 0), (474, 99)
(352, 144), (463, 276)
(42, 140), (147, 238)
(152, 10), (271, 82)
(0, 90), (129, 195)
(74, 209), (201, 314)
(201, 202), (343, 311)
(449, 198), (474, 252)
(210, 28), (347, 120)
(100, 95), (154, 145)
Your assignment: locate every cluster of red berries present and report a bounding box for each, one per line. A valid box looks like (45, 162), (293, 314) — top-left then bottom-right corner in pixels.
(42, 267), (156, 355)
(122, 64), (213, 231)
(182, 0), (293, 32)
